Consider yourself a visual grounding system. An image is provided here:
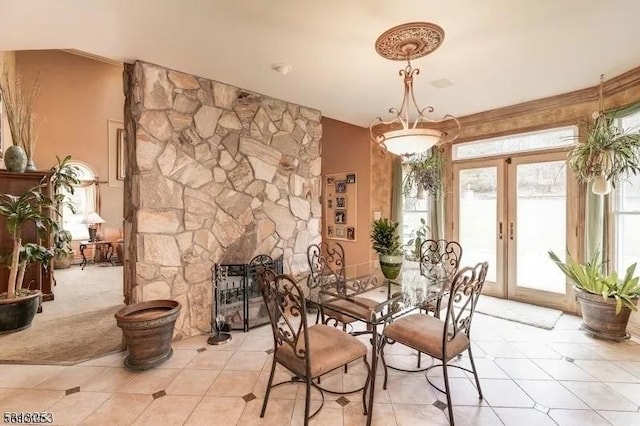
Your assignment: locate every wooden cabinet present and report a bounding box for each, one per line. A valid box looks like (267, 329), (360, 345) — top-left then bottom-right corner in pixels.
(0, 170), (54, 301)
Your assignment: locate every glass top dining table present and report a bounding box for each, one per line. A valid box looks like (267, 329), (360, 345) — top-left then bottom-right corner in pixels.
(315, 270), (447, 426)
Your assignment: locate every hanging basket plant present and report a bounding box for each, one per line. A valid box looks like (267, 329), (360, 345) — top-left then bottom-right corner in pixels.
(567, 75), (640, 194)
(568, 115), (640, 193)
(402, 151), (443, 197)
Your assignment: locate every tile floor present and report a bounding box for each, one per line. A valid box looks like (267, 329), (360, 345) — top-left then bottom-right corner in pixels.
(1, 313), (640, 425)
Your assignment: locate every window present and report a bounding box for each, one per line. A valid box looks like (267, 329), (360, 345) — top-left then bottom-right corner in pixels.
(613, 111), (640, 272)
(61, 162), (97, 241)
(453, 126), (576, 160)
(402, 194), (429, 245)
(401, 161), (430, 250)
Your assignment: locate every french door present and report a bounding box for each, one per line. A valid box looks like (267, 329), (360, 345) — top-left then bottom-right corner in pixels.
(452, 151), (577, 311)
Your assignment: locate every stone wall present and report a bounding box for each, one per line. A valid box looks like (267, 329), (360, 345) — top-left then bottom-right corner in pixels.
(123, 61), (322, 337)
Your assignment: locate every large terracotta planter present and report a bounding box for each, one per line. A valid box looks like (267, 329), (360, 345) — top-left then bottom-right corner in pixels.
(0, 291), (41, 334)
(379, 254), (403, 280)
(115, 300), (181, 370)
(575, 287), (635, 342)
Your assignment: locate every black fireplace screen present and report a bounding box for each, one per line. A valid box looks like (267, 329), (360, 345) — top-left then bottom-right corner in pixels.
(213, 256), (283, 332)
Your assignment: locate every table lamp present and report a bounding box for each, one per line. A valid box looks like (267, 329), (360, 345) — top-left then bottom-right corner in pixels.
(83, 212), (105, 242)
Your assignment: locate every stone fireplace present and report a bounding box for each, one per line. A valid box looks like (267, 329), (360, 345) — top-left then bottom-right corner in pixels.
(123, 61), (322, 337)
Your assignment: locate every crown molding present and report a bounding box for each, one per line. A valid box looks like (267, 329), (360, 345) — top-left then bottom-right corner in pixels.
(453, 66), (640, 129)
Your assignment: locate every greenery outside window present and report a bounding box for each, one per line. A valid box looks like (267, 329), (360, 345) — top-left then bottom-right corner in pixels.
(613, 110), (640, 273)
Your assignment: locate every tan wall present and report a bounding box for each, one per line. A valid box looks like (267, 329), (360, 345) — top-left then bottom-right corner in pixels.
(14, 50), (124, 231)
(0, 50), (16, 151)
(321, 118), (372, 276)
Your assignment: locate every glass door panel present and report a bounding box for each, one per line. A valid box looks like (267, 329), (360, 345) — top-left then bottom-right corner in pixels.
(508, 156), (569, 305)
(454, 160), (504, 297)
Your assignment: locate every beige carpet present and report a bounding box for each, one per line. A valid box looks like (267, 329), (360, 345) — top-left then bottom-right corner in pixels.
(0, 304), (123, 364)
(475, 295), (563, 330)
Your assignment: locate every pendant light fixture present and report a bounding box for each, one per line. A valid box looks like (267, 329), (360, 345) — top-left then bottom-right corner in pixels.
(370, 22), (461, 157)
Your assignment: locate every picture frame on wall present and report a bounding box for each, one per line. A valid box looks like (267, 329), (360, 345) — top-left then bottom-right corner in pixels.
(327, 226), (334, 237)
(335, 227), (346, 238)
(335, 196), (346, 210)
(335, 180), (347, 193)
(327, 177), (334, 185)
(335, 210), (346, 224)
(346, 173), (356, 184)
(116, 128), (126, 180)
(327, 198), (333, 209)
(347, 227), (355, 240)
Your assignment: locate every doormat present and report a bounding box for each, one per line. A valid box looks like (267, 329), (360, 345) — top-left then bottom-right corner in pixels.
(474, 296), (563, 330)
(0, 305), (123, 365)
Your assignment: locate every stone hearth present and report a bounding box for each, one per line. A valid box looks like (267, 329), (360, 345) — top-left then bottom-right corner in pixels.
(123, 62), (322, 337)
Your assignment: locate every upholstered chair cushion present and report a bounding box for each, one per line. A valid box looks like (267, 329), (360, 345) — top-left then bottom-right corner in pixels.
(322, 297), (379, 325)
(383, 313), (469, 362)
(275, 324), (367, 378)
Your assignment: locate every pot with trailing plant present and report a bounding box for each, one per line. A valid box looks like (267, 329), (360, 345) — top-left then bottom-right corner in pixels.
(549, 250), (640, 341)
(0, 186), (57, 334)
(371, 218), (403, 280)
(567, 75), (640, 195)
(402, 150), (443, 198)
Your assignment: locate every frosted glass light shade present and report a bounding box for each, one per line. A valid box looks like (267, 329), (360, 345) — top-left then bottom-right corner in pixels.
(382, 128), (441, 157)
(591, 175), (612, 195)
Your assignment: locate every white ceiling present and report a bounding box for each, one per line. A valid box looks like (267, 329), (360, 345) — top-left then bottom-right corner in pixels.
(1, 0), (639, 127)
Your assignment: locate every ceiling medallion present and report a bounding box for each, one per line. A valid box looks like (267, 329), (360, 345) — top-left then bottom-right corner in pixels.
(370, 22), (460, 157)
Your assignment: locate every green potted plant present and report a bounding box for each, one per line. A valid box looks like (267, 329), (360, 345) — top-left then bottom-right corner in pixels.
(567, 76), (640, 195)
(402, 151), (443, 197)
(49, 156), (79, 270)
(549, 250), (640, 341)
(53, 229), (74, 269)
(404, 218), (430, 261)
(371, 218), (403, 279)
(0, 186), (58, 334)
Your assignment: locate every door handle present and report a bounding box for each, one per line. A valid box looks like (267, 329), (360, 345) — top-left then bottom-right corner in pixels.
(509, 222), (514, 240)
(498, 222), (503, 240)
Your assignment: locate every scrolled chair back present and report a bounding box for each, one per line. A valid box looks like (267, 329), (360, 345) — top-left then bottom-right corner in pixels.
(306, 242), (346, 290)
(443, 262), (489, 343)
(257, 268), (310, 360)
(419, 239), (462, 284)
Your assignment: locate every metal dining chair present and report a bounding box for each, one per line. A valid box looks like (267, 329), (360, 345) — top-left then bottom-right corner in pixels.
(306, 242), (379, 338)
(257, 268), (371, 425)
(380, 262), (489, 426)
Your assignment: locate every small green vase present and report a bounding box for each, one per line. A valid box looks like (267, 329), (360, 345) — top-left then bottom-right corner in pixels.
(4, 146), (27, 173)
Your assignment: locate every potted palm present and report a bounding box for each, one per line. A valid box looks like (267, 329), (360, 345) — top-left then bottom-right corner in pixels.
(549, 250), (640, 341)
(0, 186), (58, 334)
(371, 218), (403, 279)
